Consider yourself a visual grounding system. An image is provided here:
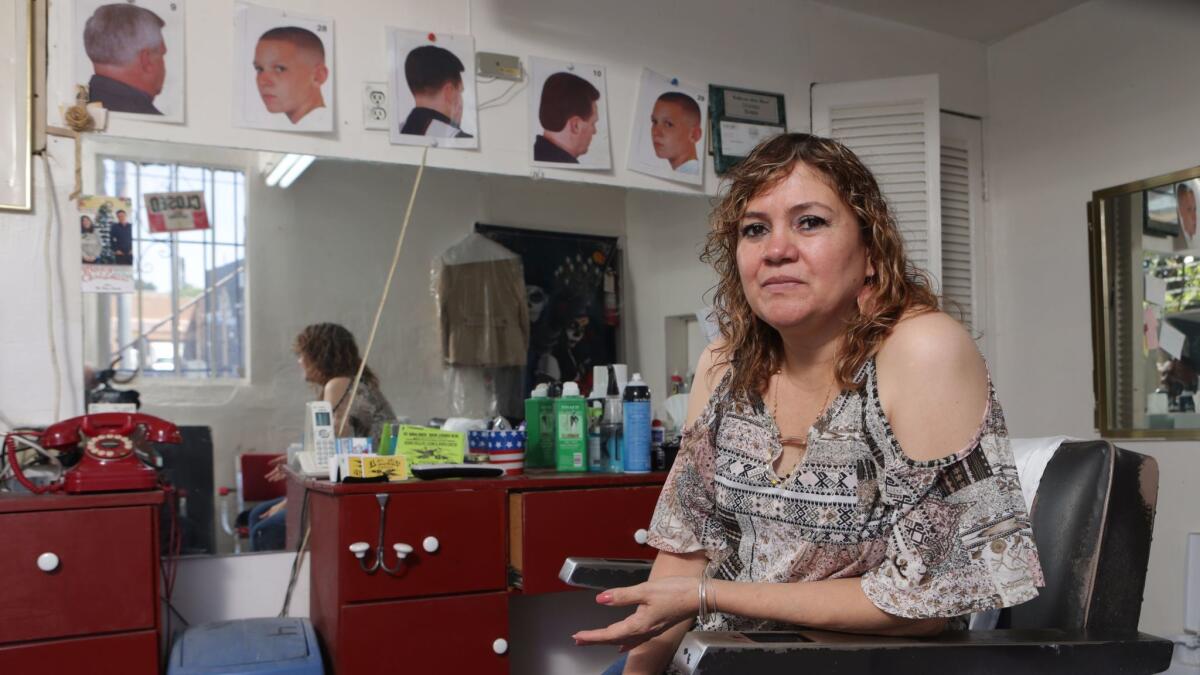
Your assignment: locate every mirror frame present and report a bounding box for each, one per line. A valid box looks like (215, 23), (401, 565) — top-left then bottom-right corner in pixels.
(1089, 163), (1200, 439)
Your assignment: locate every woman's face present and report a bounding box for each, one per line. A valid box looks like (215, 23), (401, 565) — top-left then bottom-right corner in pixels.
(735, 162), (873, 332)
(297, 352), (319, 384)
(81, 216), (93, 230)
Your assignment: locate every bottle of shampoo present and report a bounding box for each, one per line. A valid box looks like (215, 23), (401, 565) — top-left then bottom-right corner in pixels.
(524, 384), (554, 468)
(623, 373), (652, 473)
(554, 381), (588, 472)
(602, 364), (624, 473)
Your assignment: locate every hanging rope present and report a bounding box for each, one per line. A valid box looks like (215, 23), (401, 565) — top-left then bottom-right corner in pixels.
(337, 147), (430, 435)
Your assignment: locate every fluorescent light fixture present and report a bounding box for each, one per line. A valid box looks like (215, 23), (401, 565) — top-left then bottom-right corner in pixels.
(265, 154), (315, 188)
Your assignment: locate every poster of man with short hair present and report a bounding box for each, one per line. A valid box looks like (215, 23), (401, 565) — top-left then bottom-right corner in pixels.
(627, 69), (707, 186)
(233, 2), (334, 133)
(529, 57), (611, 170)
(387, 29), (478, 149)
(74, 0), (185, 122)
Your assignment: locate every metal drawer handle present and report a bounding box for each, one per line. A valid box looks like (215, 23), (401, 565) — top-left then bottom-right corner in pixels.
(37, 552), (60, 573)
(423, 536), (440, 553)
(492, 638), (508, 655)
(634, 528), (649, 545)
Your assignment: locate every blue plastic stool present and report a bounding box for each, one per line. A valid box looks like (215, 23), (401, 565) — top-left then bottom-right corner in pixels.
(168, 617), (324, 674)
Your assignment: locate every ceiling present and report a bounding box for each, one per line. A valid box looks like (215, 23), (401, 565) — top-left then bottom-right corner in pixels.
(812, 0), (1091, 44)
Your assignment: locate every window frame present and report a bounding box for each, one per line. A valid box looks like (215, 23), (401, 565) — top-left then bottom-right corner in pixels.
(91, 150), (251, 384)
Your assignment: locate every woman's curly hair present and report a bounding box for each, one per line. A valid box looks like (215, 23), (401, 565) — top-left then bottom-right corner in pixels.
(293, 323), (378, 388)
(702, 133), (939, 400)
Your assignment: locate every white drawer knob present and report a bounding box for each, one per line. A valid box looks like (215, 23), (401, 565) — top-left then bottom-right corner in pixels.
(348, 542), (369, 559)
(634, 528), (649, 545)
(393, 543), (414, 560)
(492, 638), (508, 655)
(423, 536), (440, 553)
(37, 552), (59, 572)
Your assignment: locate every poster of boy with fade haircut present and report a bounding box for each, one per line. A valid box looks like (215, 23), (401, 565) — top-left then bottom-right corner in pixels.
(628, 69), (707, 186)
(74, 0), (185, 122)
(387, 29), (478, 149)
(233, 2), (334, 132)
(529, 57), (611, 170)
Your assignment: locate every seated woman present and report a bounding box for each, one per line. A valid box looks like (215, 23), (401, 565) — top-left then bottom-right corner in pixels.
(576, 133), (1044, 674)
(253, 322), (396, 551)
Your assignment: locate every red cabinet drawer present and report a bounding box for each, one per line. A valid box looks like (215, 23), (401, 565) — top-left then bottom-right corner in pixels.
(0, 506), (156, 644)
(511, 486), (661, 594)
(337, 489), (506, 603)
(0, 630), (158, 674)
(338, 592), (509, 674)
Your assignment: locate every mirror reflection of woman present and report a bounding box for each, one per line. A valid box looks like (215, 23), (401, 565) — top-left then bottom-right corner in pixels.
(255, 323), (396, 550)
(578, 134), (1043, 674)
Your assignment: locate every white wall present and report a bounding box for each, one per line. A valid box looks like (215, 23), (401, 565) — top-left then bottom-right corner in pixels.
(986, 0), (1200, 637)
(624, 189), (716, 407)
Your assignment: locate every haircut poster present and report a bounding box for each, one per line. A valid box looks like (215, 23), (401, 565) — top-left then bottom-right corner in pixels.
(233, 2), (334, 132)
(476, 223), (619, 397)
(528, 56), (611, 170)
(627, 68), (707, 186)
(79, 195), (135, 293)
(387, 29), (478, 148)
(74, 0), (185, 122)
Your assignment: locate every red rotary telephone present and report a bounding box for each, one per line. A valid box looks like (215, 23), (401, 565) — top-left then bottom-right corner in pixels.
(5, 412), (181, 494)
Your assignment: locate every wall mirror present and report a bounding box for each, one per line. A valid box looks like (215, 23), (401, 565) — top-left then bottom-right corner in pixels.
(1090, 164), (1200, 438)
(78, 135), (711, 556)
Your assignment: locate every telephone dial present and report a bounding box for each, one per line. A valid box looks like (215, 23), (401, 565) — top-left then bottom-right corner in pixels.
(4, 412), (181, 494)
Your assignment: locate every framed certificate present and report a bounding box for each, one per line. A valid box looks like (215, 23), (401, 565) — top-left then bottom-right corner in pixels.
(1, 0), (33, 211)
(708, 84), (786, 175)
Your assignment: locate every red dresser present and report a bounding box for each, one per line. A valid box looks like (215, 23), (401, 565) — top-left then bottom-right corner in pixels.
(0, 490), (164, 674)
(295, 470), (665, 674)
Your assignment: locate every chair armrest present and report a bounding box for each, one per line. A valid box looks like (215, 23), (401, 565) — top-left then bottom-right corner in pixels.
(559, 557), (653, 590)
(671, 628), (1174, 675)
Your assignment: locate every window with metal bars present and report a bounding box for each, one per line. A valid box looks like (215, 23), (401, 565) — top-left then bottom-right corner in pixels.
(89, 157), (247, 379)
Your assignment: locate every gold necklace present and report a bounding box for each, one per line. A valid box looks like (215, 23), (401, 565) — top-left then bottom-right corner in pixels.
(771, 371), (835, 449)
(769, 372), (834, 486)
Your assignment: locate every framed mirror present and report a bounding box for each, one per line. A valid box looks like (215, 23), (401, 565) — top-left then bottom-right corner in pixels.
(1090, 164), (1200, 437)
(0, 0), (33, 212)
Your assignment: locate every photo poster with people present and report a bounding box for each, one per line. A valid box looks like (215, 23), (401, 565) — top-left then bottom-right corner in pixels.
(528, 56), (611, 170)
(475, 223), (620, 397)
(387, 29), (478, 149)
(627, 69), (707, 186)
(74, 0), (186, 122)
(79, 195), (136, 293)
(232, 2), (334, 133)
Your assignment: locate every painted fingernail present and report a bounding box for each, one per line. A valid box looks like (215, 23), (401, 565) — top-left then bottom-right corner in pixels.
(597, 592), (613, 604)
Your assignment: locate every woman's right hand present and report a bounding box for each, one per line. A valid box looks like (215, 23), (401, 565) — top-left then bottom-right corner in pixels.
(265, 454), (289, 482)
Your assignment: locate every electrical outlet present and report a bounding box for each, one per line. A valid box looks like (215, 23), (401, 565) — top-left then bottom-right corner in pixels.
(477, 52), (522, 81)
(363, 82), (389, 130)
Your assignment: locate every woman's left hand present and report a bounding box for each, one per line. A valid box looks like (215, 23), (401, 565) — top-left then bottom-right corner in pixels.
(572, 576), (699, 651)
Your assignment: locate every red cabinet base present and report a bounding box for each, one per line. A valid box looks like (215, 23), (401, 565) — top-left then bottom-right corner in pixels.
(300, 470), (665, 675)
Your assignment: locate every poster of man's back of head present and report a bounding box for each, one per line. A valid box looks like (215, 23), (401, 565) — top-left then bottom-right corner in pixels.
(74, 0), (185, 122)
(387, 29), (478, 149)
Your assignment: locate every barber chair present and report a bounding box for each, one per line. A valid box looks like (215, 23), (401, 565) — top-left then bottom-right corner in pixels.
(561, 440), (1175, 674)
(218, 452), (285, 553)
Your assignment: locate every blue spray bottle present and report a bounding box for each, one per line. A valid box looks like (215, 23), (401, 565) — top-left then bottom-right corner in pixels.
(622, 373), (652, 473)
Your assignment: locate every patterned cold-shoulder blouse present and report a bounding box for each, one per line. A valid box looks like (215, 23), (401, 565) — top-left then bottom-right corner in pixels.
(647, 357), (1044, 631)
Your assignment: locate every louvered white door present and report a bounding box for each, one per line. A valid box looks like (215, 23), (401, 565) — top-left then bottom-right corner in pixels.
(940, 112), (984, 335)
(812, 74), (942, 287)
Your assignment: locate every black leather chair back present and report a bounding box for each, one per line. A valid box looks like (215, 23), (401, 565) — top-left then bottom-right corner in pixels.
(1006, 440), (1159, 631)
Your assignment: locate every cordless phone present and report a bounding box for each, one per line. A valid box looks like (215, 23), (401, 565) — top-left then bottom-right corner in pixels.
(298, 401), (336, 477)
